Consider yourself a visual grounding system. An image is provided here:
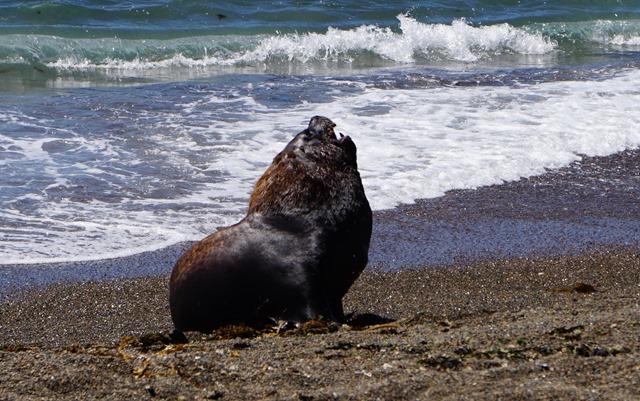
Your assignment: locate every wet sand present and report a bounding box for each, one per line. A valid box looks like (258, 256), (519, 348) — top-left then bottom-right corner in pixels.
(2, 149), (639, 294)
(1, 149), (639, 400)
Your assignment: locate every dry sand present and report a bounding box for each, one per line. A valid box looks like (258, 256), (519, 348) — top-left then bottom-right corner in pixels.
(1, 248), (639, 400)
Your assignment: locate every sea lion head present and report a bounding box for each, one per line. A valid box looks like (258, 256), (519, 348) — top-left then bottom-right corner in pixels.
(248, 116), (361, 215)
(307, 116), (337, 140)
(299, 116), (357, 167)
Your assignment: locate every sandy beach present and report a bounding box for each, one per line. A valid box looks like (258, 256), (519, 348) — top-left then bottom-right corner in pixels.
(1, 150), (639, 400)
(2, 0), (640, 398)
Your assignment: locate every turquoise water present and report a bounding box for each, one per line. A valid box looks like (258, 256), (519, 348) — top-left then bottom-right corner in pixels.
(1, 1), (639, 264)
(2, 0), (640, 89)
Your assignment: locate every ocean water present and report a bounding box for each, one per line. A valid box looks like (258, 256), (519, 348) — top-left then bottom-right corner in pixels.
(1, 0), (640, 265)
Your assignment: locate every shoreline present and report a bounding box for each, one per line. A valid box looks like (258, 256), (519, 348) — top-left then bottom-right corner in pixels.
(1, 149), (639, 399)
(2, 148), (639, 296)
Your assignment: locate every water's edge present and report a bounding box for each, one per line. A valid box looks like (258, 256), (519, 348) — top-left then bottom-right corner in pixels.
(2, 148), (638, 297)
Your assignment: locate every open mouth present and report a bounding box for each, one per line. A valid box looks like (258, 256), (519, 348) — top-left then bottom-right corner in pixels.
(327, 126), (337, 140)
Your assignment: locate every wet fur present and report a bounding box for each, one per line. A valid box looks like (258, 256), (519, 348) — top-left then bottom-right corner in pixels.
(169, 117), (372, 333)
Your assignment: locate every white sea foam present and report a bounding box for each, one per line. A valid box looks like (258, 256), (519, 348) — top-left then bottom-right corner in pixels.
(592, 20), (640, 46)
(530, 19), (640, 47)
(239, 16), (555, 64)
(610, 35), (640, 46)
(2, 68), (640, 265)
(203, 68), (640, 211)
(44, 15), (556, 71)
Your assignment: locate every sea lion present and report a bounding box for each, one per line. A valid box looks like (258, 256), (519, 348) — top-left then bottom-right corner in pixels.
(169, 116), (372, 333)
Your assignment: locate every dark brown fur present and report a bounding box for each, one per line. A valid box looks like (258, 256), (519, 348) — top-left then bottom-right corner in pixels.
(169, 116), (372, 333)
